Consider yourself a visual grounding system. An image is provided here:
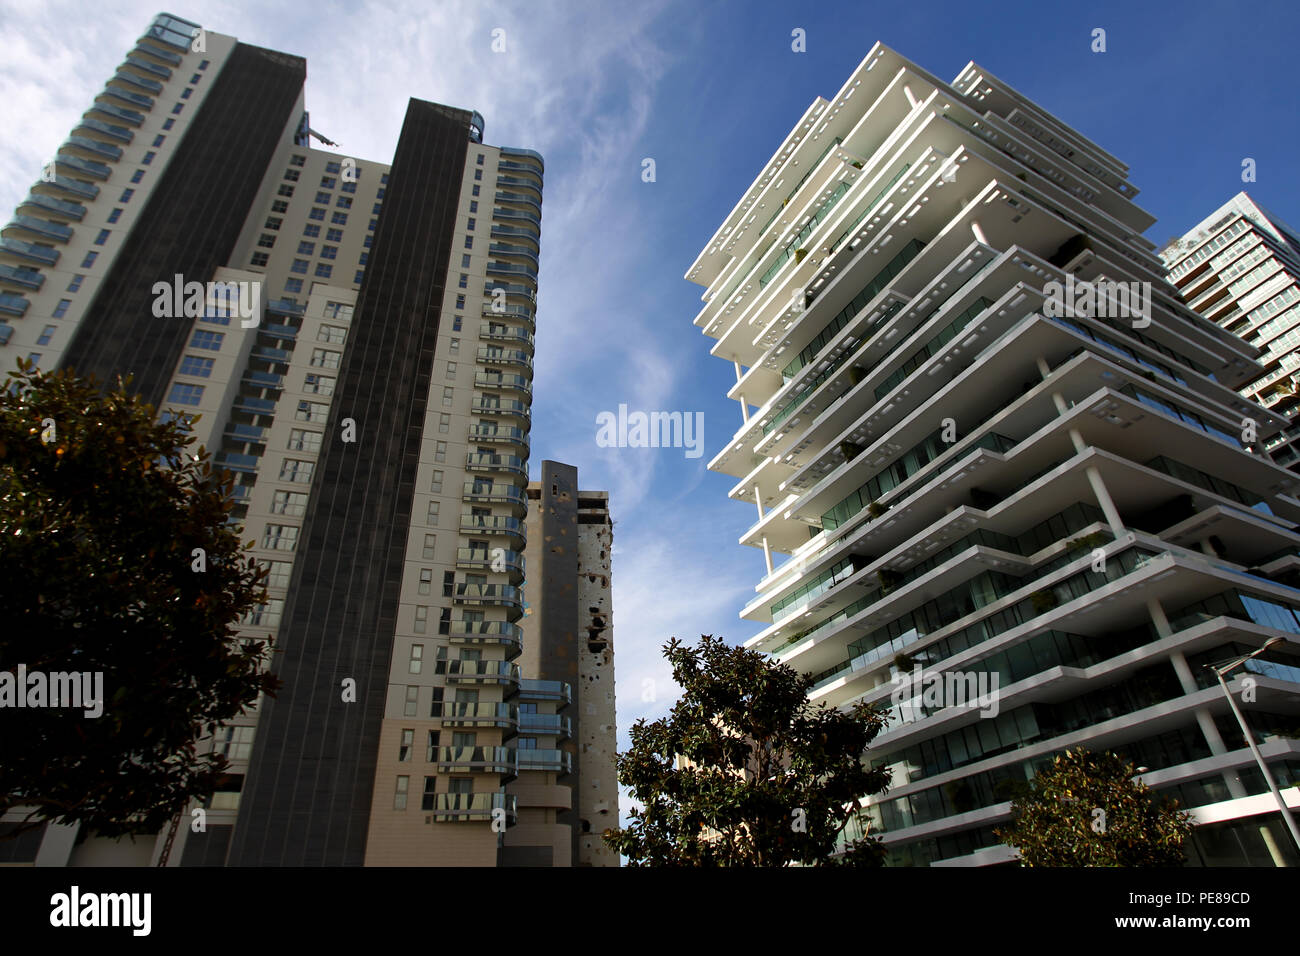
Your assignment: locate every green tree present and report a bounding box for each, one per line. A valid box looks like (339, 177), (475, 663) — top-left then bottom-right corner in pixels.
(995, 748), (1194, 866)
(0, 361), (278, 841)
(605, 635), (890, 866)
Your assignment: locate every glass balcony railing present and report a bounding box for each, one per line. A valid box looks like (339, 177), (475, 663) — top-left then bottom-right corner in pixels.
(472, 401), (530, 426)
(73, 116), (134, 144)
(233, 395), (277, 415)
(453, 583), (523, 608)
(498, 158), (544, 177)
(99, 85), (155, 110)
(435, 701), (519, 728)
(88, 102), (146, 127)
(224, 423), (266, 443)
(491, 208), (541, 230)
(517, 749), (572, 774)
(39, 175), (99, 201)
(476, 347), (532, 373)
(499, 146), (544, 170)
(0, 324), (12, 346)
(0, 293), (31, 318)
(465, 453), (528, 478)
(436, 746), (517, 775)
(455, 547), (526, 574)
(214, 452), (260, 474)
(63, 135), (123, 162)
(518, 714), (571, 738)
(494, 191), (541, 214)
(0, 264), (45, 291)
(483, 281), (536, 303)
(132, 41), (183, 66)
(487, 242), (539, 265)
(431, 792), (517, 821)
(479, 324), (534, 347)
(55, 153), (113, 180)
(260, 323), (299, 340)
(459, 514), (526, 539)
(438, 659), (522, 686)
(447, 620), (524, 655)
(242, 370), (284, 390)
(486, 261), (538, 284)
(462, 481), (527, 506)
(518, 679), (572, 705)
(474, 372), (531, 395)
(122, 55), (172, 80)
(0, 238), (59, 266)
(494, 175), (542, 197)
(6, 215), (74, 243)
(489, 224), (539, 244)
(252, 344), (292, 363)
(467, 425), (527, 445)
(19, 192), (86, 221)
(266, 298), (306, 316)
(111, 70), (164, 95)
(480, 303), (533, 322)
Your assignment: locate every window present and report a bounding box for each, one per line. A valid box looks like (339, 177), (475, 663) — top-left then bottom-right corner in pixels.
(430, 470), (443, 493)
(178, 355), (214, 378)
(142, 151), (156, 165)
(250, 251), (269, 267)
(464, 236), (473, 250)
(368, 219), (377, 231)
(469, 200), (477, 213)
(342, 181), (357, 194)
(278, 184), (294, 197)
(80, 251), (98, 268)
(279, 459), (314, 483)
(190, 330), (223, 350)
(190, 73), (200, 83)
(36, 325), (55, 346)
(476, 154), (484, 166)
(452, 316), (462, 331)
(180, 87), (192, 99)
(354, 270), (365, 284)
(427, 501), (440, 525)
(261, 524), (299, 551)
(331, 212), (348, 225)
(130, 170), (144, 183)
(171, 103), (183, 114)
(315, 191), (331, 204)
(271, 200), (289, 213)
(270, 490), (308, 517)
(166, 383), (203, 406)
(284, 169), (300, 181)
(265, 216), (282, 230)
(161, 118), (174, 130)
(52, 299), (71, 318)
(303, 373), (335, 395)
(467, 218), (475, 230)
(26, 353), (41, 365)
(404, 686), (419, 717)
(290, 259), (308, 275)
(381, 173), (389, 184)
(455, 295), (465, 309)
(336, 196), (352, 209)
(212, 725), (256, 762)
(310, 348), (341, 369)
(119, 188), (134, 203)
(201, 311), (230, 326)
(297, 241), (315, 256)
(473, 169), (482, 181)
(449, 338), (459, 353)
(434, 441), (447, 463)
(372, 203), (382, 215)
(309, 207), (325, 221)
(394, 776), (409, 809)
(326, 228), (343, 242)
(358, 253), (369, 266)
(318, 324), (347, 344)
(303, 224), (320, 237)
(284, 278), (303, 293)
(422, 534), (436, 560)
(257, 233), (276, 248)
(325, 161), (341, 174)
(471, 184), (479, 196)
(422, 777), (439, 810)
(446, 362), (457, 376)
(409, 644), (423, 674)
(107, 208), (122, 224)
(295, 401), (329, 423)
(399, 729), (414, 761)
(264, 560), (293, 589)
(438, 413), (450, 434)
(314, 263), (332, 278)
(418, 569), (432, 595)
(461, 254), (471, 268)
(289, 152), (304, 165)
(287, 428), (322, 452)
(442, 387), (454, 407)
(320, 176), (337, 189)
(364, 235), (373, 248)
(321, 246), (338, 260)
(414, 606), (428, 634)
(93, 229), (110, 245)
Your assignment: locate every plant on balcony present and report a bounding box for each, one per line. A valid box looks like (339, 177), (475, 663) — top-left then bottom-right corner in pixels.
(995, 749), (1193, 867)
(606, 634), (889, 867)
(0, 361), (279, 843)
(877, 568), (902, 594)
(1030, 589), (1058, 615)
(867, 501), (886, 519)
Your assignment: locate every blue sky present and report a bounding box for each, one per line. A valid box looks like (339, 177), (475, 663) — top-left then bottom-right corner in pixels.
(3, 0), (1299, 803)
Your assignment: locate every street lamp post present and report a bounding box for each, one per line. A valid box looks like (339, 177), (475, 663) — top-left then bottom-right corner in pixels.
(1206, 637), (1300, 858)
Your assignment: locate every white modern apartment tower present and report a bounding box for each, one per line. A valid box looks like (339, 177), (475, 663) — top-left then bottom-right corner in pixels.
(1161, 193), (1300, 472)
(687, 43), (1300, 866)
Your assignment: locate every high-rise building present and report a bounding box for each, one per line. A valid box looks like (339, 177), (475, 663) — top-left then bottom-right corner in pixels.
(688, 42), (1300, 866)
(0, 12), (611, 868)
(502, 461), (618, 866)
(1161, 194), (1300, 472)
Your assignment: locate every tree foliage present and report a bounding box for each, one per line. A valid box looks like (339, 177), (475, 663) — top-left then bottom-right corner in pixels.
(995, 748), (1194, 867)
(0, 362), (278, 840)
(605, 635), (890, 866)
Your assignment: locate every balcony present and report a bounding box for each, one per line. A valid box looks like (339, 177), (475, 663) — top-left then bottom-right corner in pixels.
(55, 153), (112, 181)
(0, 238), (59, 266)
(242, 370), (284, 391)
(0, 324), (12, 346)
(474, 372), (531, 397)
(499, 146), (544, 169)
(252, 344), (293, 364)
(214, 452), (260, 474)
(480, 303), (533, 322)
(487, 242), (538, 266)
(0, 264), (44, 291)
(87, 102), (145, 128)
(430, 792), (517, 823)
(491, 207), (542, 230)
(494, 192), (542, 215)
(462, 481), (527, 508)
(489, 224), (539, 245)
(225, 423), (266, 444)
(459, 514), (526, 544)
(122, 55), (172, 80)
(436, 701), (519, 730)
(517, 749), (572, 775)
(483, 281), (536, 304)
(0, 294), (31, 318)
(19, 193), (86, 222)
(62, 135), (123, 163)
(98, 86), (155, 111)
(497, 158), (544, 178)
(518, 714), (571, 739)
(455, 546), (525, 573)
(111, 70), (164, 95)
(471, 398), (530, 424)
(467, 425), (528, 452)
(476, 347), (532, 374)
(233, 394), (277, 415)
(447, 620), (524, 656)
(518, 679), (572, 707)
(266, 298), (306, 317)
(436, 746), (517, 776)
(73, 116), (134, 144)
(453, 583), (524, 615)
(479, 322), (534, 346)
(439, 658), (522, 689)
(36, 176), (98, 201)
(465, 453), (527, 479)
(132, 41), (183, 67)
(485, 261), (538, 284)
(495, 175), (542, 195)
(4, 215), (73, 244)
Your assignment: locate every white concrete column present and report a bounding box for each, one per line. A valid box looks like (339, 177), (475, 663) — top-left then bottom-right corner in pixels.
(753, 487), (764, 523)
(1085, 465), (1124, 535)
(970, 220), (988, 246)
(761, 536), (774, 576)
(902, 84), (919, 109)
